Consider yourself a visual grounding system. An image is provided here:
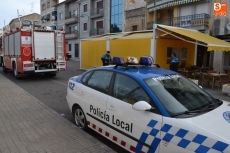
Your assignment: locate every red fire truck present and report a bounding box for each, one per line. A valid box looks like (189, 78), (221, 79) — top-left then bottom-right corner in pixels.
(1, 20), (66, 78)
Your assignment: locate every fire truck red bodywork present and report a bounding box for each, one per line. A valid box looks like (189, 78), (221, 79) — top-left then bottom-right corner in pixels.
(2, 27), (66, 77)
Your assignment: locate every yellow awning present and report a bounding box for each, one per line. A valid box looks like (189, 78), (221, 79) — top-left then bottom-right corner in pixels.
(81, 33), (126, 41)
(116, 31), (153, 39)
(157, 25), (230, 51)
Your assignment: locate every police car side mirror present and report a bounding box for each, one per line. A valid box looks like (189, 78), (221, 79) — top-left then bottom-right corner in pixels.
(132, 101), (152, 111)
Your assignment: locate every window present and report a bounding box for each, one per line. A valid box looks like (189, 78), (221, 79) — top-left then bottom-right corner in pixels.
(47, 0), (50, 8)
(96, 20), (103, 29)
(69, 44), (71, 51)
(75, 44), (79, 58)
(96, 1), (103, 8)
(73, 10), (77, 16)
(74, 25), (77, 31)
(87, 71), (113, 94)
(132, 25), (137, 31)
(68, 26), (72, 33)
(69, 11), (71, 17)
(59, 13), (63, 20)
(83, 4), (88, 12)
(82, 71), (93, 84)
(113, 74), (150, 104)
(83, 23), (87, 31)
(42, 4), (46, 11)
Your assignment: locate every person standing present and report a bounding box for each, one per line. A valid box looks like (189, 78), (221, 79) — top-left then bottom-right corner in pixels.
(170, 53), (179, 72)
(101, 51), (112, 66)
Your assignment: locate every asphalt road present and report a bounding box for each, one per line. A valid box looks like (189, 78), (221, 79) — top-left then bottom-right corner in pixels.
(0, 59), (129, 153)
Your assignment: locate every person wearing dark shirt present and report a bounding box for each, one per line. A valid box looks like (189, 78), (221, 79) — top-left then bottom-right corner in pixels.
(170, 53), (179, 72)
(101, 51), (112, 66)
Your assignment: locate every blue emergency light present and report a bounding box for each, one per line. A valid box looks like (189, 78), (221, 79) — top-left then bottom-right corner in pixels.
(112, 57), (125, 65)
(139, 56), (153, 66)
(113, 56), (160, 70)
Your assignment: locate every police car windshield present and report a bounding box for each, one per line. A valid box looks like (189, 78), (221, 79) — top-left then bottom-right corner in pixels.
(145, 75), (216, 117)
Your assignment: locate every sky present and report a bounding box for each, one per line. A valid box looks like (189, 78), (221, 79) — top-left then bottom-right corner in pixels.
(0, 0), (66, 28)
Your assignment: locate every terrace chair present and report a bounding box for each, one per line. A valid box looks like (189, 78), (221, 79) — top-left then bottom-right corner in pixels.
(201, 73), (210, 87)
(187, 65), (196, 79)
(215, 75), (230, 90)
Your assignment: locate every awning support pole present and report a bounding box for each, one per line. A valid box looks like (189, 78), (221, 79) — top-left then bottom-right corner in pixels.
(194, 41), (197, 65)
(105, 36), (110, 51)
(80, 39), (82, 69)
(151, 24), (157, 63)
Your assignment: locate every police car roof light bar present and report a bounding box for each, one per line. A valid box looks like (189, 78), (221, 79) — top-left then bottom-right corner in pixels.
(139, 56), (153, 66)
(139, 56), (160, 68)
(112, 57), (128, 69)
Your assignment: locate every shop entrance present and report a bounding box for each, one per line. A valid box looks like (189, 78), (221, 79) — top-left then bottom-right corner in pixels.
(196, 45), (210, 67)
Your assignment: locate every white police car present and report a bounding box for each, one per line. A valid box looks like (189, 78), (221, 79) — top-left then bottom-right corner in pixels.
(66, 56), (230, 153)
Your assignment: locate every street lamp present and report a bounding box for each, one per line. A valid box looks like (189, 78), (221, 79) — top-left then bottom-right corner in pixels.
(80, 14), (90, 20)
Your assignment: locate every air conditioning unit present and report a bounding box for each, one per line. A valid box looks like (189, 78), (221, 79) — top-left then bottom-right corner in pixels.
(212, 17), (229, 36)
(226, 22), (230, 34)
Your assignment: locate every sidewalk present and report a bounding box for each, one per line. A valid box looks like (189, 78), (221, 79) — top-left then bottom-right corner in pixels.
(0, 74), (116, 153)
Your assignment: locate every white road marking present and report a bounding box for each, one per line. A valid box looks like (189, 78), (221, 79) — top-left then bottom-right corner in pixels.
(50, 79), (67, 86)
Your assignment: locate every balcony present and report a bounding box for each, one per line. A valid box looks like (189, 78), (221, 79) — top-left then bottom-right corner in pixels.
(90, 8), (104, 19)
(65, 31), (78, 39)
(65, 15), (79, 25)
(90, 28), (104, 36)
(145, 0), (161, 5)
(147, 13), (210, 30)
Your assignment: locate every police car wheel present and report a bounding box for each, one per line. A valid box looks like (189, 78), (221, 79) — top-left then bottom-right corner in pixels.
(73, 106), (88, 130)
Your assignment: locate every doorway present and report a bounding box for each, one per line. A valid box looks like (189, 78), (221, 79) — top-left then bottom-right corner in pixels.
(75, 44), (79, 58)
(196, 45), (210, 67)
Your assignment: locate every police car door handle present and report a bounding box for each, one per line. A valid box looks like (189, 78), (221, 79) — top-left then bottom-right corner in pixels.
(107, 105), (115, 110)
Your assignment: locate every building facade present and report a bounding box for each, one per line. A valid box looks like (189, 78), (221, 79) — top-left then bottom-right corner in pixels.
(145, 0), (230, 72)
(8, 13), (41, 30)
(40, 0), (58, 29)
(145, 0), (210, 32)
(57, 0), (79, 58)
(41, 0), (110, 58)
(124, 0), (146, 32)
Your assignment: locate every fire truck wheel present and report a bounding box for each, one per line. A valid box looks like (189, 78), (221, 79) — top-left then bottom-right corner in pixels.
(13, 63), (19, 79)
(2, 63), (7, 73)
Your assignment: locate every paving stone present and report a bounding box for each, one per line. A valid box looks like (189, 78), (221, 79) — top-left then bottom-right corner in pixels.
(0, 74), (116, 153)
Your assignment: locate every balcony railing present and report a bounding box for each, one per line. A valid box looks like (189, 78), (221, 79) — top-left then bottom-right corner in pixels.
(65, 31), (78, 39)
(147, 13), (210, 30)
(145, 0), (161, 5)
(65, 15), (79, 24)
(90, 28), (104, 36)
(90, 8), (104, 18)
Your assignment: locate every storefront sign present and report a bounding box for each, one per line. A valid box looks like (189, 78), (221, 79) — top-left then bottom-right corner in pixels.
(214, 3), (227, 16)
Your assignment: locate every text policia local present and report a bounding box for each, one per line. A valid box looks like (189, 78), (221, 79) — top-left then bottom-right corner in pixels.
(90, 105), (133, 133)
